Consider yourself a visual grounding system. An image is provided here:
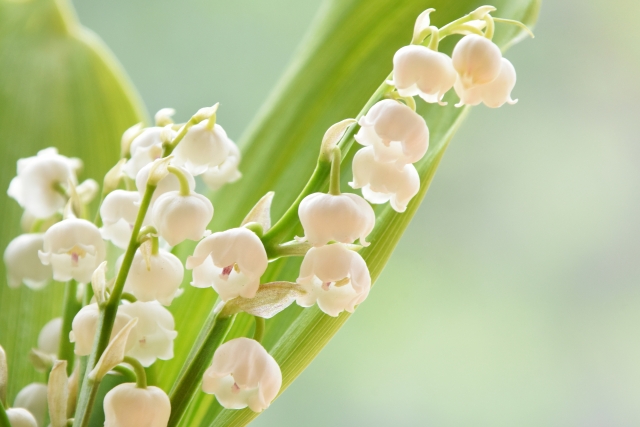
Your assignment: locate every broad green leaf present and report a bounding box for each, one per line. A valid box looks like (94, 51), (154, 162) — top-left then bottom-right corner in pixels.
(0, 0), (145, 402)
(163, 1), (540, 426)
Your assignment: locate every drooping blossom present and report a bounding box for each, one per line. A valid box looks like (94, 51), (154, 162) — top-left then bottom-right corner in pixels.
(38, 218), (106, 283)
(5, 408), (38, 427)
(103, 383), (171, 427)
(203, 338), (281, 412)
(4, 234), (51, 289)
(100, 190), (141, 249)
(37, 317), (62, 356)
(172, 121), (232, 176)
(201, 142), (242, 190)
(452, 34), (502, 89)
(393, 45), (456, 104)
(298, 192), (375, 247)
(296, 243), (371, 317)
(454, 57), (517, 108)
(354, 99), (429, 167)
(187, 227), (267, 301)
(70, 303), (133, 356)
(350, 146), (420, 213)
(13, 383), (48, 427)
(123, 248), (184, 306)
(151, 190), (213, 246)
(124, 127), (176, 179)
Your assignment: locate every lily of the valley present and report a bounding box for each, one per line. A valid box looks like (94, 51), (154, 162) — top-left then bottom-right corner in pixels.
(187, 227), (268, 301)
(296, 243), (371, 317)
(37, 317), (62, 356)
(13, 383), (48, 427)
(124, 248), (184, 306)
(452, 34), (503, 89)
(298, 192), (375, 247)
(103, 383), (171, 427)
(202, 337), (281, 412)
(70, 303), (133, 356)
(172, 121), (233, 176)
(100, 190), (141, 249)
(124, 127), (176, 179)
(38, 218), (106, 283)
(4, 233), (52, 289)
(5, 408), (38, 427)
(454, 57), (517, 107)
(201, 142), (242, 190)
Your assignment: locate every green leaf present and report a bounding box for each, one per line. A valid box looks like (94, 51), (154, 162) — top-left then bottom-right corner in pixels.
(0, 0), (145, 403)
(164, 0), (540, 426)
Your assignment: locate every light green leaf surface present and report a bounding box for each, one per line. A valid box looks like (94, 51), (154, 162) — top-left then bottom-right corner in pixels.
(0, 0), (145, 403)
(160, 1), (540, 426)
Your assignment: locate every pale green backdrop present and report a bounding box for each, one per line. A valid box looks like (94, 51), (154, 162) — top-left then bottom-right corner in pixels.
(66, 0), (640, 425)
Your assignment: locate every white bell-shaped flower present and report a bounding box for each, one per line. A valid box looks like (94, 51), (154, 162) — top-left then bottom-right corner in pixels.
(123, 248), (183, 306)
(124, 127), (176, 179)
(393, 45), (457, 104)
(151, 191), (213, 246)
(100, 190), (141, 249)
(14, 383), (48, 427)
(296, 243), (371, 317)
(38, 218), (106, 284)
(455, 57), (517, 108)
(37, 317), (62, 355)
(4, 234), (52, 289)
(201, 142), (242, 190)
(452, 34), (502, 89)
(172, 121), (232, 176)
(298, 192), (375, 247)
(70, 303), (133, 356)
(203, 337), (281, 412)
(354, 99), (429, 167)
(8, 148), (81, 218)
(187, 228), (268, 301)
(118, 301), (177, 367)
(103, 383), (171, 427)
(350, 147), (420, 213)
(6, 408), (38, 427)
(135, 163), (195, 204)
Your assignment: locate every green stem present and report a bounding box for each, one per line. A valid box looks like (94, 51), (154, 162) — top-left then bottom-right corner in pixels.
(253, 316), (265, 344)
(328, 147), (342, 196)
(484, 15), (495, 39)
(0, 400), (11, 427)
(427, 26), (439, 50)
(120, 293), (137, 303)
(73, 183), (156, 427)
(111, 365), (136, 383)
(167, 312), (234, 427)
(493, 17), (535, 38)
(167, 166), (191, 196)
(59, 280), (81, 376)
(266, 240), (312, 259)
(122, 357), (147, 389)
(163, 117), (197, 156)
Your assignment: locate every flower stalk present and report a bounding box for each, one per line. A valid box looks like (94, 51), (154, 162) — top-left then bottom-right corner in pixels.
(58, 279), (81, 376)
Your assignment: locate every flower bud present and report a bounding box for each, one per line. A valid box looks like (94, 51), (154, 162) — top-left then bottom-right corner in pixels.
(70, 303), (133, 356)
(203, 338), (281, 412)
(187, 228), (268, 301)
(8, 148), (81, 218)
(6, 408), (38, 427)
(296, 243), (371, 316)
(124, 249), (183, 306)
(38, 218), (106, 284)
(201, 142), (242, 190)
(4, 234), (51, 289)
(172, 121), (232, 176)
(103, 383), (171, 427)
(124, 127), (176, 179)
(151, 191), (213, 246)
(37, 317), (62, 356)
(355, 100), (429, 167)
(118, 302), (177, 367)
(13, 383), (48, 427)
(393, 45), (456, 104)
(349, 147), (420, 213)
(298, 192), (375, 247)
(452, 34), (502, 88)
(100, 190), (141, 249)
(455, 57), (517, 108)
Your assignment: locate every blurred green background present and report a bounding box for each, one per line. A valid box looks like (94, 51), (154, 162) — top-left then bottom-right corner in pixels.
(48, 0), (640, 425)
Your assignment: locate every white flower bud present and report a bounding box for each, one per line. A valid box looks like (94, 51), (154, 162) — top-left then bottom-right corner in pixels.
(151, 191), (213, 246)
(187, 228), (267, 301)
(124, 127), (176, 179)
(6, 408), (38, 427)
(135, 163), (196, 206)
(4, 234), (51, 289)
(393, 45), (456, 104)
(455, 57), (517, 108)
(296, 243), (370, 316)
(13, 383), (48, 427)
(298, 192), (374, 247)
(349, 147), (420, 213)
(123, 249), (183, 306)
(70, 303), (133, 356)
(38, 218), (106, 284)
(103, 383), (171, 427)
(452, 34), (502, 88)
(8, 148), (81, 218)
(172, 122), (233, 176)
(203, 338), (281, 412)
(118, 301), (177, 367)
(100, 190), (141, 249)
(201, 142), (242, 190)
(37, 317), (62, 356)
(354, 100), (429, 166)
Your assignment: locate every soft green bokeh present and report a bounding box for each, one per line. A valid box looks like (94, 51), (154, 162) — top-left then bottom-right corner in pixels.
(41, 0), (640, 425)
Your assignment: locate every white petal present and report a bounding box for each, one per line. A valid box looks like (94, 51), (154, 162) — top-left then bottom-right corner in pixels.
(393, 45), (456, 103)
(103, 383), (171, 427)
(13, 383), (48, 427)
(172, 122), (232, 176)
(6, 408), (37, 427)
(37, 317), (62, 355)
(124, 249), (184, 306)
(4, 234), (51, 289)
(119, 302), (177, 367)
(452, 34), (502, 88)
(100, 190), (140, 249)
(151, 191), (213, 246)
(70, 304), (133, 356)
